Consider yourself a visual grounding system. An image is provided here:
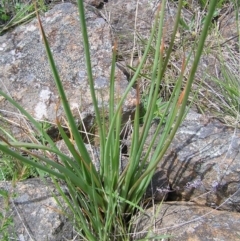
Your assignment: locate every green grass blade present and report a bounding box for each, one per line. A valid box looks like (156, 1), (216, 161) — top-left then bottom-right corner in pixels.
(0, 144), (64, 179)
(76, 0), (104, 150)
(35, 9), (92, 167)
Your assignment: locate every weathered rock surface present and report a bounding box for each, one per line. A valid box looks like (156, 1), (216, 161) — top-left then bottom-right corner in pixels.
(158, 111), (240, 212)
(133, 201), (240, 241)
(0, 178), (72, 241)
(0, 3), (136, 138)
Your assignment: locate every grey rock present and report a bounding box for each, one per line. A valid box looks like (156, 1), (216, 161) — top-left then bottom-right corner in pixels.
(157, 111), (240, 212)
(132, 201), (240, 241)
(0, 178), (72, 241)
(0, 2), (136, 139)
